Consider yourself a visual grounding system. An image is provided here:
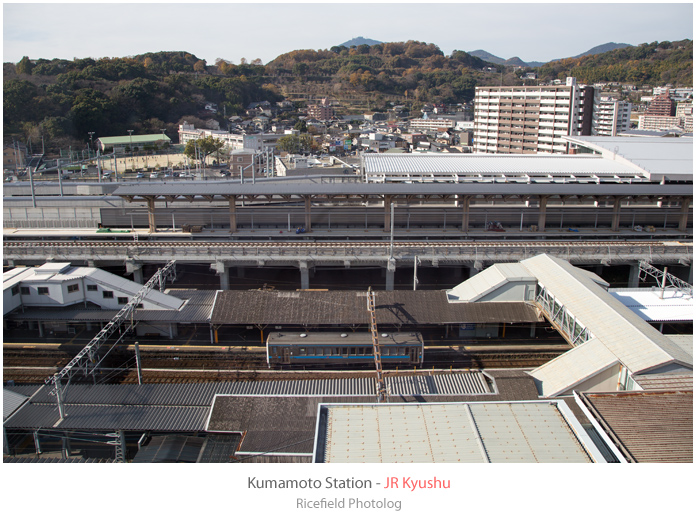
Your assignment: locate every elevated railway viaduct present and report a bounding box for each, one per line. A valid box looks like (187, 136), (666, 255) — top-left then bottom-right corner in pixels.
(4, 180), (692, 290)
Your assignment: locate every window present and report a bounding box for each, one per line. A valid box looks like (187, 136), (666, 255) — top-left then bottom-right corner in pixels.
(103, 291), (114, 299)
(136, 303), (144, 309)
(117, 297), (129, 305)
(11, 285), (19, 296)
(87, 284), (98, 292)
(20, 287), (30, 295)
(67, 284), (79, 293)
(38, 287), (49, 295)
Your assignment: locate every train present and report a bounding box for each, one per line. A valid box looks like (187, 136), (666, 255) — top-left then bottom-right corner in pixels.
(266, 331), (424, 369)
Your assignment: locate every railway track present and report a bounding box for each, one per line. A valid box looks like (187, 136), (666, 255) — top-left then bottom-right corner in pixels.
(4, 239), (690, 248)
(4, 345), (567, 384)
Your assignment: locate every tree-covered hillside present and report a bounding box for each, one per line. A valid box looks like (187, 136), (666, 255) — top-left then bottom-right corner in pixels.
(535, 40), (692, 85)
(3, 52), (281, 150)
(3, 40), (692, 151)
(265, 41), (491, 104)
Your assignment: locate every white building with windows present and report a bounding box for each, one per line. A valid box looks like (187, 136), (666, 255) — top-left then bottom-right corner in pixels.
(473, 78), (584, 154)
(591, 96), (632, 136)
(178, 123), (283, 152)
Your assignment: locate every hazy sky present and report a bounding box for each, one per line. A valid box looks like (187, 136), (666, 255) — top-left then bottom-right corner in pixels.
(3, 1), (693, 65)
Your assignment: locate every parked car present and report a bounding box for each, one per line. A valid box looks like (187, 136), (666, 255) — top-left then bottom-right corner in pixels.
(150, 173), (159, 178)
(136, 173), (145, 179)
(101, 173), (111, 180)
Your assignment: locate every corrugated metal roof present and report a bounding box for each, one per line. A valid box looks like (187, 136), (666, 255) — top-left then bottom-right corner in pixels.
(319, 401), (594, 463)
(565, 136), (693, 181)
(363, 153), (643, 176)
(211, 290), (541, 325)
(609, 288), (694, 322)
(4, 388), (29, 420)
(529, 338), (620, 398)
(633, 373), (693, 392)
(579, 390), (693, 463)
(522, 255), (692, 373)
(3, 456), (113, 463)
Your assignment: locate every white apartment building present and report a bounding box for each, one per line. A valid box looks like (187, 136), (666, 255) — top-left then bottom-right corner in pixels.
(178, 123), (282, 152)
(409, 118), (456, 132)
(638, 114), (693, 133)
(591, 96), (632, 136)
(474, 78), (583, 154)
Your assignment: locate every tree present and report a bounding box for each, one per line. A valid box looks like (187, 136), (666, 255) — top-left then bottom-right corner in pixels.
(294, 120), (308, 132)
(16, 56), (33, 75)
(184, 136), (225, 165)
(194, 60), (206, 72)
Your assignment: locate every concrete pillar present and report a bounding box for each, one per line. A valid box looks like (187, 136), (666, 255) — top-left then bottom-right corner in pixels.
(461, 196), (471, 232)
(611, 197), (622, 232)
(538, 196), (548, 232)
(212, 262), (229, 290)
(146, 197), (157, 233)
(530, 324), (536, 339)
(688, 263), (693, 285)
(299, 261), (310, 290)
(678, 197), (691, 232)
(304, 196), (312, 232)
(38, 321), (44, 337)
(384, 195), (392, 232)
(628, 262), (640, 288)
(228, 195), (237, 232)
(386, 258), (396, 291)
(133, 267), (144, 284)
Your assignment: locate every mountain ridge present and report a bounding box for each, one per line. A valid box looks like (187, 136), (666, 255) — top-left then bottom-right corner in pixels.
(469, 42), (632, 67)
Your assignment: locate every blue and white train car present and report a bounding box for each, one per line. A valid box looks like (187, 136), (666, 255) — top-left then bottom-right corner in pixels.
(266, 331), (424, 369)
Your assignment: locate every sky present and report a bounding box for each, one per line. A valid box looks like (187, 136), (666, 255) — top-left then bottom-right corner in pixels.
(2, 1), (694, 65)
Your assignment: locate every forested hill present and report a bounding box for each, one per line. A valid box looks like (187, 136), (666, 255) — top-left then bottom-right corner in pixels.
(3, 51), (282, 149)
(265, 41), (491, 103)
(3, 40), (693, 150)
(536, 40), (692, 85)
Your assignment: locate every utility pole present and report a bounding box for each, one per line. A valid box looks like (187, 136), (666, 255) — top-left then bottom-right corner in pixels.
(134, 342), (143, 385)
(413, 255), (420, 291)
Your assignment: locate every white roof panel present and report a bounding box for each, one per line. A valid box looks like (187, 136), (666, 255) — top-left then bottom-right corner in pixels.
(609, 288), (694, 323)
(447, 263), (534, 302)
(529, 338), (619, 397)
(521, 255), (692, 373)
(3, 267), (33, 290)
(320, 401), (594, 463)
(364, 153), (644, 176)
(85, 268), (184, 310)
(565, 136), (693, 181)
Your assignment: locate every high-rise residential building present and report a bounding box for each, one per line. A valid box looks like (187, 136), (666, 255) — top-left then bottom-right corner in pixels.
(473, 78), (587, 154)
(646, 93), (675, 117)
(591, 96), (632, 136)
(474, 78), (635, 153)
